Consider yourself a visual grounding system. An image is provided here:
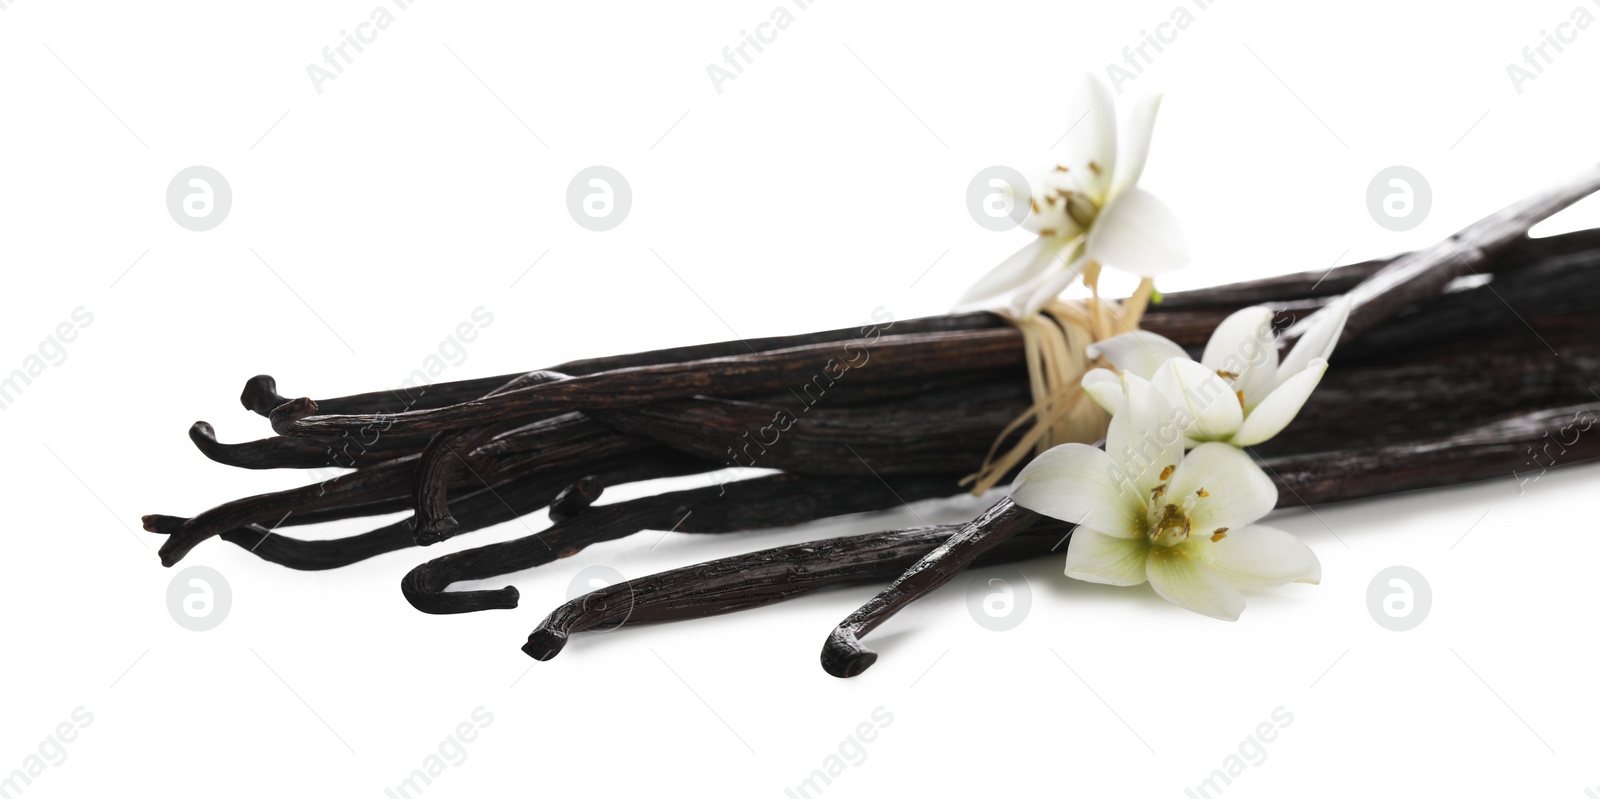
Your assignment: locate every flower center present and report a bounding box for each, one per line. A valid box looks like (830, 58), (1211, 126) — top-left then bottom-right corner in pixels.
(1147, 502), (1191, 548)
(1065, 192), (1099, 229)
(1144, 468), (1225, 548)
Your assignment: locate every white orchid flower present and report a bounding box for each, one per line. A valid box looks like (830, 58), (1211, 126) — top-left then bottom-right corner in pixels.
(1081, 295), (1352, 448)
(957, 73), (1189, 318)
(1010, 374), (1320, 621)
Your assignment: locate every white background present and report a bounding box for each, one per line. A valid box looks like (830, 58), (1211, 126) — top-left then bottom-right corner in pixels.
(3, 0), (1599, 796)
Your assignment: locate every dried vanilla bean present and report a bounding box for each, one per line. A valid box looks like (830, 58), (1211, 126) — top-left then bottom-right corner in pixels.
(401, 471), (978, 614)
(1334, 247), (1600, 358)
(204, 451), (711, 570)
(272, 216), (1600, 445)
(592, 381), (1031, 476)
(270, 329), (1029, 438)
(1279, 163), (1600, 353)
(822, 497), (1040, 677)
(154, 416), (653, 565)
(185, 421), (412, 470)
(1157, 227), (1600, 310)
(241, 314), (988, 418)
(409, 370), (566, 544)
(530, 400), (1600, 662)
(525, 520), (1077, 660)
(238, 226), (1600, 422)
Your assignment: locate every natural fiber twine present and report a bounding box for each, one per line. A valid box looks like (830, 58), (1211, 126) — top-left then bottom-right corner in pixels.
(961, 269), (1155, 495)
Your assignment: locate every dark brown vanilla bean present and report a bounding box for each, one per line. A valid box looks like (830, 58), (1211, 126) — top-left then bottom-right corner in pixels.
(271, 329), (1030, 438)
(154, 450), (481, 566)
(592, 381), (1031, 476)
(409, 371), (567, 545)
(197, 404), (612, 473)
(154, 416), (654, 566)
(199, 452), (711, 570)
(1264, 402), (1600, 505)
(1264, 330), (1600, 454)
(269, 233), (1600, 444)
(241, 226), (1600, 420)
(400, 471), (974, 614)
(1333, 248), (1600, 359)
(821, 498), (1040, 678)
(1157, 227), (1600, 310)
(188, 421), (424, 470)
(239, 374), (293, 416)
(189, 421), (351, 470)
(1279, 163), (1600, 354)
(547, 478), (602, 523)
(242, 314), (988, 418)
(525, 401), (1600, 667)
(529, 400), (1600, 662)
(524, 521), (1078, 660)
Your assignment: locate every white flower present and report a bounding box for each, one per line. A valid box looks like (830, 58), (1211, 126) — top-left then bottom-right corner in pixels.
(957, 73), (1189, 318)
(1081, 295), (1352, 448)
(1010, 375), (1320, 620)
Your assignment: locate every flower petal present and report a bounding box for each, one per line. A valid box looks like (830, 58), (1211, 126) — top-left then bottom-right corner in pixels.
(1278, 294), (1351, 386)
(1061, 73), (1118, 203)
(1105, 373), (1185, 498)
(1230, 359), (1327, 447)
(1164, 442), (1277, 533)
(1011, 246), (1088, 318)
(1064, 529), (1150, 585)
(1199, 305), (1280, 407)
(1081, 367), (1125, 414)
(1011, 443), (1142, 537)
(1086, 331), (1189, 380)
(1151, 357), (1244, 444)
(1085, 187), (1190, 278)
(1146, 549), (1245, 621)
(1199, 524), (1320, 587)
(1200, 306), (1273, 370)
(1110, 93), (1161, 200)
(954, 237), (1060, 311)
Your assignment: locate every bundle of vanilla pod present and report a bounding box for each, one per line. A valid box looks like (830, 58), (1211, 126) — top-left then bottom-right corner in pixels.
(145, 167), (1600, 674)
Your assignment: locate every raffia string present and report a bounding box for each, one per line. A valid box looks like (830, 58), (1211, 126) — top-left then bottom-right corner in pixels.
(961, 270), (1156, 495)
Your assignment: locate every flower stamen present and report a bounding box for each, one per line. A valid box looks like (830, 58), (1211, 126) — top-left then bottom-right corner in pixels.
(1065, 193), (1099, 229)
(1148, 502), (1192, 547)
